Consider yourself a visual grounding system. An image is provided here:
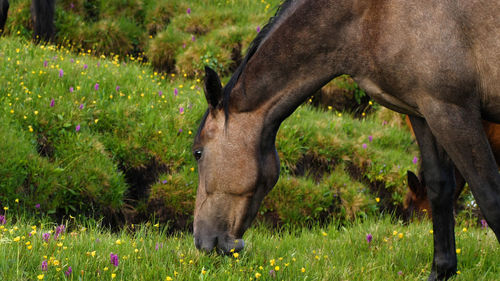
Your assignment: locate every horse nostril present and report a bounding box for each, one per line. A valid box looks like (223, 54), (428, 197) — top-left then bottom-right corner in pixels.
(194, 237), (202, 250)
(194, 235), (218, 253)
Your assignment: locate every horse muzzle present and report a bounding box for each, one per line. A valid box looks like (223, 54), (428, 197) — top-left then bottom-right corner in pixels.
(194, 233), (245, 254)
(193, 219), (245, 254)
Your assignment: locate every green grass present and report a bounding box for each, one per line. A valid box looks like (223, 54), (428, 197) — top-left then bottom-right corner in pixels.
(0, 213), (498, 280)
(0, 34), (421, 226)
(4, 0), (281, 75)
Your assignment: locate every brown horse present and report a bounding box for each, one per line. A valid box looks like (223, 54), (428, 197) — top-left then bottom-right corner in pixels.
(193, 1), (500, 280)
(405, 121), (500, 218)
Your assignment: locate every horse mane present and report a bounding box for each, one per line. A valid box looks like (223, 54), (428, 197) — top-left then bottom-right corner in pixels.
(222, 0), (295, 115)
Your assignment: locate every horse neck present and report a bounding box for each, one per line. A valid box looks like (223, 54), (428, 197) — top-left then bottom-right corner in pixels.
(230, 0), (361, 129)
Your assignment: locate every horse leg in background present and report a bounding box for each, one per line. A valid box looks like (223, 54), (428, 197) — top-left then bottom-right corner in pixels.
(0, 0), (8, 34)
(418, 104), (500, 238)
(31, 0), (55, 42)
(409, 116), (457, 280)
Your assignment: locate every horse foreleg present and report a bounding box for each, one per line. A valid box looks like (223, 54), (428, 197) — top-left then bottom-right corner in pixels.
(409, 116), (457, 281)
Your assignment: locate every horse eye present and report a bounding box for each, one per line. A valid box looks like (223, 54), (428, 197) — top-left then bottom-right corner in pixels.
(193, 149), (203, 161)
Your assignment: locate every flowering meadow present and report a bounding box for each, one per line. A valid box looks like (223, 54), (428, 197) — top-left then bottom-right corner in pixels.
(0, 212), (499, 280)
(0, 1), (498, 279)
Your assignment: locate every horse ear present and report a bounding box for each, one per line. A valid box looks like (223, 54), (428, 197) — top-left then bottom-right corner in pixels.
(204, 66), (223, 109)
(407, 170), (425, 198)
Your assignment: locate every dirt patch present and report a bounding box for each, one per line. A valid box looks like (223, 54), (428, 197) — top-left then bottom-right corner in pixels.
(344, 162), (405, 218)
(228, 43), (242, 74)
(121, 157), (170, 202)
(146, 197), (193, 232)
(116, 157), (171, 226)
(36, 134), (54, 159)
(312, 77), (373, 118)
(291, 153), (337, 183)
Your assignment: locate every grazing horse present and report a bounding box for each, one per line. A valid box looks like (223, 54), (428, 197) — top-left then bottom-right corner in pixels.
(0, 0), (55, 41)
(193, 0), (500, 280)
(405, 121), (500, 219)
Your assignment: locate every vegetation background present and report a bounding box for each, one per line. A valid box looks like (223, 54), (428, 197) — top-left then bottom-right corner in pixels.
(1, 0), (428, 229)
(0, 0), (494, 280)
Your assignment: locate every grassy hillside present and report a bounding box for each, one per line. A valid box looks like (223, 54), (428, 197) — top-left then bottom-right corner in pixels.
(4, 0), (281, 77)
(0, 35), (420, 229)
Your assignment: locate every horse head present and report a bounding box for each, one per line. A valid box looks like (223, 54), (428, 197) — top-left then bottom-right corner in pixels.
(404, 170), (431, 219)
(192, 67), (280, 254)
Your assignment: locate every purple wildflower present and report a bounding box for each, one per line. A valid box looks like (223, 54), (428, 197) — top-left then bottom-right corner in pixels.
(187, 7), (191, 14)
(35, 203), (40, 209)
(0, 215), (6, 225)
(65, 266), (72, 276)
(75, 124), (81, 132)
(366, 233), (373, 243)
(70, 3), (74, 9)
(174, 88), (178, 96)
(179, 107), (184, 114)
(97, 62), (100, 67)
(55, 225), (65, 240)
(162, 180), (167, 184)
(412, 156), (418, 164)
(70, 58), (74, 63)
(158, 90), (163, 97)
(398, 271), (403, 276)
(94, 83), (99, 91)
(368, 135), (373, 142)
(41, 260), (48, 271)
(183, 43), (186, 49)
(43, 232), (51, 242)
(69, 87), (74, 93)
(110, 253), (119, 267)
(383, 120), (388, 126)
(269, 270), (276, 278)
(50, 99), (55, 107)
(481, 219), (488, 229)
(116, 86), (120, 92)
(155, 243), (159, 251)
(59, 69), (64, 77)
(362, 143), (367, 149)
(191, 35), (196, 42)
(43, 60), (48, 67)
(256, 26), (261, 33)
(79, 104), (84, 110)
(83, 64), (88, 70)
(178, 128), (183, 133)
